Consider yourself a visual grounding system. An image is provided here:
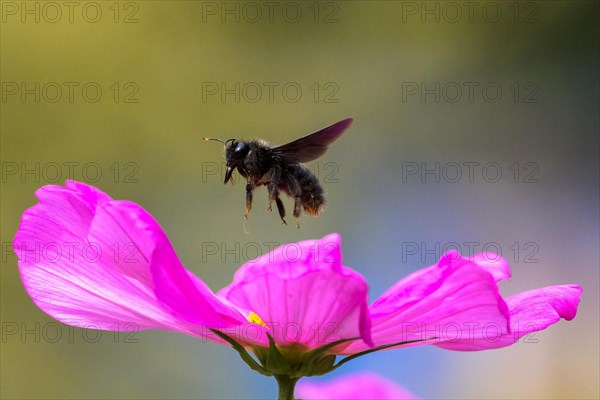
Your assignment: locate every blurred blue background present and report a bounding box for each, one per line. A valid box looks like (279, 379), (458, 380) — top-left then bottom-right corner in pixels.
(1, 1), (598, 399)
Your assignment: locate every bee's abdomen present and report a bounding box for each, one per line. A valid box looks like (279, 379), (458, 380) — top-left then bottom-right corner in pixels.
(289, 165), (326, 216)
(302, 189), (326, 216)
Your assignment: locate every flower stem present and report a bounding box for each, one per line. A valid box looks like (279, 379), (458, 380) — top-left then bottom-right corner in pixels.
(275, 375), (298, 400)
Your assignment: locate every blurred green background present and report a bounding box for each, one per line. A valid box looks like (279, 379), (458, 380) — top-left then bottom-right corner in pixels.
(1, 1), (598, 399)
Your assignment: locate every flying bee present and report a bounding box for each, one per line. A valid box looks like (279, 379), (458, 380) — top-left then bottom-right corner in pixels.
(204, 118), (353, 228)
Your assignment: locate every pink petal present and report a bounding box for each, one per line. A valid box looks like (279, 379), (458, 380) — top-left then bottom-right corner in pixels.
(218, 233), (372, 349)
(13, 181), (248, 336)
(342, 251), (510, 354)
(437, 284), (582, 350)
(296, 372), (416, 400)
(472, 252), (511, 283)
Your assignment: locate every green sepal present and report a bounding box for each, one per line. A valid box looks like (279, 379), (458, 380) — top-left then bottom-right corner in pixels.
(312, 354), (337, 376)
(265, 333), (292, 374)
(213, 327), (433, 382)
(210, 329), (272, 376)
(297, 337), (357, 376)
(330, 338), (432, 371)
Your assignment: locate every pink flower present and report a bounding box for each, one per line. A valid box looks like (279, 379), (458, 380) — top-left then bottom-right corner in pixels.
(296, 372), (416, 400)
(13, 181), (370, 352)
(13, 182), (582, 392)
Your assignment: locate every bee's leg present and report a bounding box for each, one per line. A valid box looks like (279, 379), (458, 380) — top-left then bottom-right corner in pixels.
(276, 198), (287, 225)
(267, 183), (287, 225)
(267, 183), (275, 212)
(293, 197), (302, 229)
(286, 175), (302, 229)
(244, 184), (254, 220)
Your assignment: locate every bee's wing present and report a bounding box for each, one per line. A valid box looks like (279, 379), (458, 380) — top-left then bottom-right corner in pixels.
(272, 118), (353, 164)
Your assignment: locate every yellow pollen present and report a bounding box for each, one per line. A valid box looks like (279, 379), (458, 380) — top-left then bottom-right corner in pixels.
(247, 312), (268, 328)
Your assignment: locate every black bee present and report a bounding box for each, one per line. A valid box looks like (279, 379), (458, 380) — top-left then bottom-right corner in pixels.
(204, 118), (352, 228)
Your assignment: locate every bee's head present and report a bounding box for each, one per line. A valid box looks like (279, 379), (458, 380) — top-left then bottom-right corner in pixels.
(222, 140), (251, 184)
(204, 137), (244, 184)
(225, 140), (250, 162)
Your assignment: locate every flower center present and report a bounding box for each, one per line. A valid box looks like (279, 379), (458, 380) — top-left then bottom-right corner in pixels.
(247, 311), (268, 328)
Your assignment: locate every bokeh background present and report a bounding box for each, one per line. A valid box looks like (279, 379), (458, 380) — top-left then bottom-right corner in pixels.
(1, 1), (598, 399)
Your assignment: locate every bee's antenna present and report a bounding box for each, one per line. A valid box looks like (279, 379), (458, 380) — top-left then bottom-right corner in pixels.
(203, 137), (236, 146)
(203, 137), (227, 144)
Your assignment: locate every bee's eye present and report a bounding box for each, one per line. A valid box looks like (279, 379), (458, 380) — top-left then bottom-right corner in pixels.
(235, 142), (247, 153)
